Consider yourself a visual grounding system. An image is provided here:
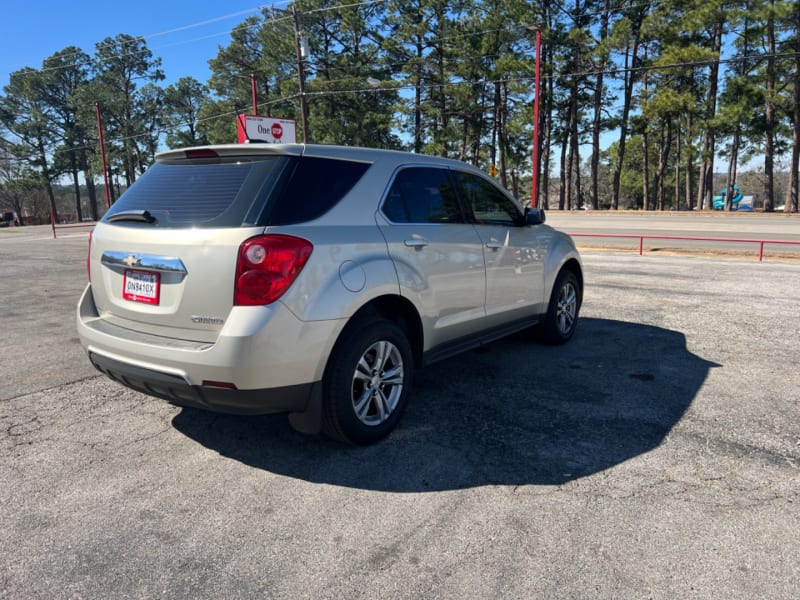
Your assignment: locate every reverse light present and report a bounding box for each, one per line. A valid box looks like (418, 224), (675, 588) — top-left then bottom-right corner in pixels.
(234, 234), (313, 306)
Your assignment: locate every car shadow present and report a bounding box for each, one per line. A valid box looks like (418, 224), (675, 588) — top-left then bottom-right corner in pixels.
(171, 317), (718, 491)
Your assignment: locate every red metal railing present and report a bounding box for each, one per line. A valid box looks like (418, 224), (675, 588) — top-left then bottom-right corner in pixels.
(568, 232), (800, 261)
(51, 221), (95, 239)
(47, 223), (799, 262)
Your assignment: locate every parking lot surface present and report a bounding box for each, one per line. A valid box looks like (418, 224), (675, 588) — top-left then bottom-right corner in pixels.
(1, 225), (799, 598)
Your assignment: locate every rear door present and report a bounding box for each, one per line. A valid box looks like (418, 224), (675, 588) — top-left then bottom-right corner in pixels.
(376, 166), (486, 349)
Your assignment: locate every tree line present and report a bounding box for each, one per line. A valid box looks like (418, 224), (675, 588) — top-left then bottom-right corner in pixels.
(1, 0), (798, 224)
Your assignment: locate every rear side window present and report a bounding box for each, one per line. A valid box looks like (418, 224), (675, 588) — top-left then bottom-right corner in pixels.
(266, 157), (370, 225)
(381, 167), (464, 224)
(104, 157), (288, 228)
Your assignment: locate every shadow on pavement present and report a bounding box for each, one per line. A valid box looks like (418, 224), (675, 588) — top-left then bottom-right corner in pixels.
(171, 317), (718, 491)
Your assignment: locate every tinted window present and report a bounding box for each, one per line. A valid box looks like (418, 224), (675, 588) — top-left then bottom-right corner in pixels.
(382, 167), (463, 224)
(104, 156), (287, 228)
(267, 157), (370, 225)
(455, 171), (521, 226)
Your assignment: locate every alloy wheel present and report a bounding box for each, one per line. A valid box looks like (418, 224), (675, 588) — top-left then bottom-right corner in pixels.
(556, 281), (578, 335)
(351, 340), (405, 426)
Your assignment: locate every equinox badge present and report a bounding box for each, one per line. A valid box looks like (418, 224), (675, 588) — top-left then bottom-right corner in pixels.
(191, 315), (224, 325)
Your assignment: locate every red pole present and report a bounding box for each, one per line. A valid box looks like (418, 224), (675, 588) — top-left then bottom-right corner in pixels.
(531, 28), (542, 208)
(251, 73), (258, 116)
(95, 102), (112, 209)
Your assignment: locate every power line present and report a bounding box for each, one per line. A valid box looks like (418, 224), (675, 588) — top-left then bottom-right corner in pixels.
(140, 5), (278, 40)
(8, 5), (280, 77)
(8, 0), (797, 85)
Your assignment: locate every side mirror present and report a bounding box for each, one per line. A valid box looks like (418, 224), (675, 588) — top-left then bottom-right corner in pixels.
(524, 207), (546, 225)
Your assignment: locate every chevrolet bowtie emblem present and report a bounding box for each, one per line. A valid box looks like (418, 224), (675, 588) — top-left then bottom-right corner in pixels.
(122, 255), (140, 267)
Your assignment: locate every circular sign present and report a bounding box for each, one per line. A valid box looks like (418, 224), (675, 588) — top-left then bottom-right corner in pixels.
(271, 123), (283, 140)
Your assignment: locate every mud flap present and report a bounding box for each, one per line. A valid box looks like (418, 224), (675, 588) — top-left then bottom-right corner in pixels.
(287, 381), (323, 435)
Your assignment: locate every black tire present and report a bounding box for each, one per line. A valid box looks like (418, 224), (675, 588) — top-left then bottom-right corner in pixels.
(321, 317), (414, 445)
(538, 269), (581, 345)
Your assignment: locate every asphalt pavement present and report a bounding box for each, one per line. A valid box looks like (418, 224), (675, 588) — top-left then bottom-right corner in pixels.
(1, 221), (799, 598)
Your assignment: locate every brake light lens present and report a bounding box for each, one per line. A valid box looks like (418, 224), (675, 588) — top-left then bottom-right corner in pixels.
(234, 234), (313, 306)
(184, 148), (219, 159)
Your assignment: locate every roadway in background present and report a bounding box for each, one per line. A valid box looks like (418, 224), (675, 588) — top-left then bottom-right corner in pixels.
(545, 210), (800, 258)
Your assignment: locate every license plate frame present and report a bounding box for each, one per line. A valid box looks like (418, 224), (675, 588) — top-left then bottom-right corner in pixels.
(123, 269), (160, 305)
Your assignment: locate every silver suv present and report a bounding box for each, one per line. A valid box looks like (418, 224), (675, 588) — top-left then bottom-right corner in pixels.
(77, 144), (582, 444)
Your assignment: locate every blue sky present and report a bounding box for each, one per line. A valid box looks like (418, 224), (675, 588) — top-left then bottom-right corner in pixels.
(1, 1), (282, 88)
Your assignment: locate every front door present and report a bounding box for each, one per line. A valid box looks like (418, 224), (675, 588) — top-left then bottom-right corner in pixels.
(453, 171), (548, 327)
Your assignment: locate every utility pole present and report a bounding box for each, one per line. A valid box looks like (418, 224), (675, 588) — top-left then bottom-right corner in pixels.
(292, 5), (310, 143)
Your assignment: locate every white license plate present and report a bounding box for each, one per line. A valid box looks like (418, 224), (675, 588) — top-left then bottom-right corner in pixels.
(123, 269), (160, 305)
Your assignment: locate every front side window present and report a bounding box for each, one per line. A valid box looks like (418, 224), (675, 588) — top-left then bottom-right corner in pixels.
(382, 167), (464, 224)
(455, 171), (522, 226)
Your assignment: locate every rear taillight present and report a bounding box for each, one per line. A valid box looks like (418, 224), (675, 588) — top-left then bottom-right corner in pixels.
(234, 234), (313, 306)
(87, 230), (93, 282)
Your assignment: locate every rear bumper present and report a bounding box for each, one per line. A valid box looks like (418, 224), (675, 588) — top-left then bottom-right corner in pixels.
(88, 351), (315, 415)
(77, 283), (340, 415)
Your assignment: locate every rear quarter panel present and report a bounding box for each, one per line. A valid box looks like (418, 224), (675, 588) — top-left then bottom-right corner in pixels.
(272, 224), (401, 323)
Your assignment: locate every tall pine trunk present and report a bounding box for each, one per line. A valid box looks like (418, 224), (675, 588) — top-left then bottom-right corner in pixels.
(36, 136), (59, 224)
(787, 5), (800, 212)
(590, 0), (610, 210)
(697, 20), (723, 211)
(725, 127), (740, 212)
(612, 34), (640, 210)
(541, 26), (555, 210)
(642, 128), (650, 210)
(684, 110), (694, 211)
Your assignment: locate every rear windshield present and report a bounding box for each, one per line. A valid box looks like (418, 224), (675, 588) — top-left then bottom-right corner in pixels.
(103, 154), (370, 228)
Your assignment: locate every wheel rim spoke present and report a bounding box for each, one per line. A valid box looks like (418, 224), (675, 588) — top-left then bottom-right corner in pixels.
(354, 388), (372, 420)
(375, 389), (388, 422)
(373, 341), (389, 372)
(353, 368), (371, 383)
(356, 356), (372, 378)
(381, 364), (404, 385)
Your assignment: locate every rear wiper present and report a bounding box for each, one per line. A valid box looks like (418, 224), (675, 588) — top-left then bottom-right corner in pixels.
(106, 209), (157, 224)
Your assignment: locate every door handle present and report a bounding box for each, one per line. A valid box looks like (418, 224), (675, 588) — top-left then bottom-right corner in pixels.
(485, 241), (502, 250)
(404, 238), (429, 248)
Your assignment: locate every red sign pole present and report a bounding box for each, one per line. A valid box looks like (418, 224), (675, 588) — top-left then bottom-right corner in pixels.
(531, 28), (542, 208)
(95, 102), (112, 209)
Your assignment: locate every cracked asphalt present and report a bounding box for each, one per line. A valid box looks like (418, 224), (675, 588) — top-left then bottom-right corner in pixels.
(1, 224), (799, 599)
